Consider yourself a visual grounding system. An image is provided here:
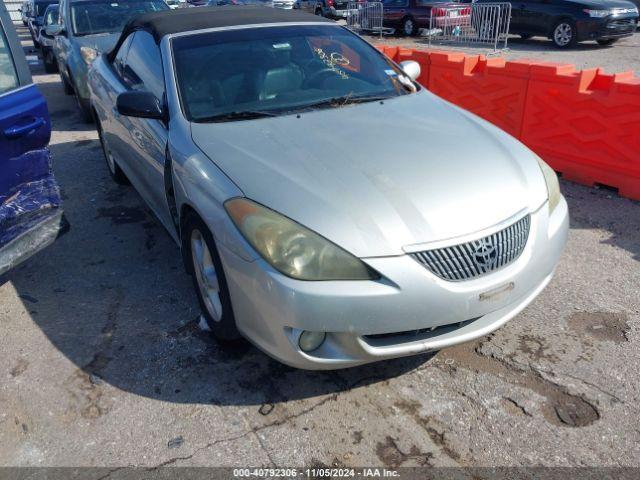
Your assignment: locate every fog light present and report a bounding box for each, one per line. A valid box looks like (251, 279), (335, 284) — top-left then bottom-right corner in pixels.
(298, 331), (326, 353)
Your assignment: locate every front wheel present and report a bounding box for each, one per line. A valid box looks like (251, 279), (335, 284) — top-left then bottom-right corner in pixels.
(596, 38), (618, 46)
(43, 50), (58, 73)
(184, 214), (240, 341)
(402, 17), (418, 37)
(61, 70), (74, 95)
(551, 19), (577, 48)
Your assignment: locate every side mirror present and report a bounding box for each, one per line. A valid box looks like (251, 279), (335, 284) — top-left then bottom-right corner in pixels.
(45, 24), (64, 36)
(399, 60), (421, 81)
(116, 91), (164, 120)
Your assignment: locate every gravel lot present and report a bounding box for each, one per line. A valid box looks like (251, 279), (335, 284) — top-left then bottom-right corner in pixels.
(1, 26), (639, 469)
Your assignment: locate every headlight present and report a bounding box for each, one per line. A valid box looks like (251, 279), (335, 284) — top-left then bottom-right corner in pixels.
(80, 46), (98, 64)
(537, 157), (561, 213)
(225, 198), (377, 281)
(583, 8), (610, 17)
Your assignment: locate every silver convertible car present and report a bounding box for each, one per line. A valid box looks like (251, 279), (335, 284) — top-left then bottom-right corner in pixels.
(88, 6), (569, 369)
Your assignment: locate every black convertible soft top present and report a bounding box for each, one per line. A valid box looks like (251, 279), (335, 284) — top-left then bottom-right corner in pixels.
(119, 6), (332, 45)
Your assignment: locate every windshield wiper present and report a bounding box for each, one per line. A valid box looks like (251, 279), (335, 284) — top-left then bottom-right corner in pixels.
(195, 110), (280, 123)
(301, 93), (395, 110)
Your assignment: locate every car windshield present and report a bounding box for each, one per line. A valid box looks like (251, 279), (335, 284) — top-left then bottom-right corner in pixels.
(0, 25), (19, 95)
(34, 1), (57, 16)
(70, 0), (168, 36)
(44, 6), (59, 25)
(173, 25), (416, 122)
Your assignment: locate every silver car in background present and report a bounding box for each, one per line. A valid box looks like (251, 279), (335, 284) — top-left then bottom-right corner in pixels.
(88, 6), (569, 369)
(47, 0), (168, 122)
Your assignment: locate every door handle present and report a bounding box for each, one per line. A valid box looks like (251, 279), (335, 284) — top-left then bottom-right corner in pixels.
(3, 117), (46, 139)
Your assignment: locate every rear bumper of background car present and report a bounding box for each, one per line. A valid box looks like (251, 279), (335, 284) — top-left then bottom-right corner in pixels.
(218, 196), (569, 370)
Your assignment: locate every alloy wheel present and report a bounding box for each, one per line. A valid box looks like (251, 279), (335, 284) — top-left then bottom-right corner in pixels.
(553, 23), (572, 46)
(404, 19), (414, 36)
(191, 229), (223, 322)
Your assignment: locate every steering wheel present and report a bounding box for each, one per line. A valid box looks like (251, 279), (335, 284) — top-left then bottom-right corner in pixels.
(304, 68), (339, 89)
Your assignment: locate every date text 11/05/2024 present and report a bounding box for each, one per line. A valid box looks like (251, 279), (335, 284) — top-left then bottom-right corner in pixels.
(232, 468), (400, 477)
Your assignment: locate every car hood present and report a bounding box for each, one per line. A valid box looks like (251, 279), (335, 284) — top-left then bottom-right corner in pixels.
(191, 90), (548, 258)
(568, 0), (637, 8)
(75, 33), (120, 52)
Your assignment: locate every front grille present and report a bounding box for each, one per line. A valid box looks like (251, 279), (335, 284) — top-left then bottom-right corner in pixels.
(410, 215), (531, 281)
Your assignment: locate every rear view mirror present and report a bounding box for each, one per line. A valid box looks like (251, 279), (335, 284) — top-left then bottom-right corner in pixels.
(399, 60), (421, 81)
(116, 91), (164, 120)
(45, 24), (64, 36)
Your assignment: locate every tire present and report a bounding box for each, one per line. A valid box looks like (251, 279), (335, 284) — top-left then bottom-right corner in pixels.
(96, 115), (129, 185)
(183, 213), (240, 341)
(61, 70), (74, 95)
(314, 7), (323, 16)
(43, 50), (58, 73)
(551, 19), (577, 48)
(401, 16), (418, 37)
(596, 38), (618, 46)
(74, 85), (94, 123)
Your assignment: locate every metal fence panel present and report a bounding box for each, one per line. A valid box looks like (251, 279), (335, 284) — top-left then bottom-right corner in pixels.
(347, 1), (384, 37)
(426, 2), (511, 52)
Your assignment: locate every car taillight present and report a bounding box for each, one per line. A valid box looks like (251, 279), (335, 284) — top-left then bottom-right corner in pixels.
(461, 7), (471, 14)
(432, 7), (445, 16)
(327, 0), (334, 7)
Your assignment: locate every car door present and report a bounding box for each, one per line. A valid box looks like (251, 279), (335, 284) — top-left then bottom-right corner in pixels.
(383, 0), (410, 28)
(0, 5), (61, 274)
(114, 31), (173, 232)
(510, 0), (552, 34)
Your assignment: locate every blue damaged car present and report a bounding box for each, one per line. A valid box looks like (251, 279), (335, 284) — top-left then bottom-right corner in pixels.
(0, 3), (63, 276)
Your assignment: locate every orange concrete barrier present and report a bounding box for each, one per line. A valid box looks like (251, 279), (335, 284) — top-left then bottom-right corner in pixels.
(376, 46), (640, 200)
(428, 52), (533, 138)
(521, 65), (640, 200)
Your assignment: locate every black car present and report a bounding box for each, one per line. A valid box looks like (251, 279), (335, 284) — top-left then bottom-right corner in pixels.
(477, 0), (638, 47)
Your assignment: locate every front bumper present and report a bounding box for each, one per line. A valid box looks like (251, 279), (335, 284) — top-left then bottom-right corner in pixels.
(577, 15), (638, 41)
(219, 197), (569, 369)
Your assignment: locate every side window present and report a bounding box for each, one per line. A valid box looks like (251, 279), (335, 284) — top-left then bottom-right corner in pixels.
(112, 33), (133, 77)
(0, 26), (19, 95)
(121, 31), (164, 100)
